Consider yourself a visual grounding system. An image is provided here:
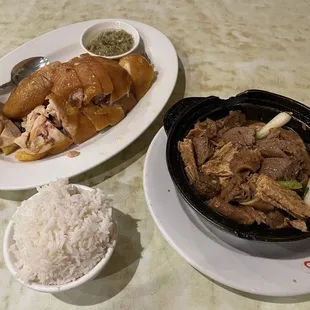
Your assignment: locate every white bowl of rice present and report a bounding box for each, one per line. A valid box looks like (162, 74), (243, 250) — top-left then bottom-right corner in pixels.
(3, 179), (117, 293)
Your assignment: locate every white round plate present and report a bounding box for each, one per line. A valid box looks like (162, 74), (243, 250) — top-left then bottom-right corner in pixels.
(0, 19), (178, 190)
(143, 127), (310, 297)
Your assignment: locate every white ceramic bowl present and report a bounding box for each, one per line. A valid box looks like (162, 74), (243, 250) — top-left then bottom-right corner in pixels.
(80, 20), (140, 59)
(3, 184), (118, 293)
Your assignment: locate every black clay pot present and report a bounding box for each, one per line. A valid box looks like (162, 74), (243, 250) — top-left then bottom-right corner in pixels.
(164, 89), (310, 242)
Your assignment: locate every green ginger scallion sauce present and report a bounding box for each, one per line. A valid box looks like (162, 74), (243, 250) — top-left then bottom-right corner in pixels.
(87, 29), (134, 56)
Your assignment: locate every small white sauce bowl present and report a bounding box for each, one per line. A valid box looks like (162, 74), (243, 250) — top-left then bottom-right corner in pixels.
(80, 21), (140, 60)
(3, 184), (118, 293)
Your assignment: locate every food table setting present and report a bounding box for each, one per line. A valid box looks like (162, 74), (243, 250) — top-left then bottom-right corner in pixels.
(2, 0), (310, 309)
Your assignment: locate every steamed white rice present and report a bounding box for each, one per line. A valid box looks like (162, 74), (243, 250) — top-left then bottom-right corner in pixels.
(10, 179), (114, 285)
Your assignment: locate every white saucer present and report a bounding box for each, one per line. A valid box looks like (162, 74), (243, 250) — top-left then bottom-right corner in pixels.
(143, 127), (310, 297)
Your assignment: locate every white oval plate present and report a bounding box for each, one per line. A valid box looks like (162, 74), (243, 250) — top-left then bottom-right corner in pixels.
(0, 19), (178, 190)
(143, 127), (310, 297)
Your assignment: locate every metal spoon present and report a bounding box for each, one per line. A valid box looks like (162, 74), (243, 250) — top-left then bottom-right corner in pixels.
(0, 56), (49, 92)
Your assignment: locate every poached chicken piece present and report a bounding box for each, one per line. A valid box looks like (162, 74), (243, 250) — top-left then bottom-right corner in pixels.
(0, 114), (21, 155)
(3, 62), (61, 120)
(1, 53), (154, 161)
(14, 106), (73, 161)
(119, 54), (154, 101)
(46, 93), (96, 144)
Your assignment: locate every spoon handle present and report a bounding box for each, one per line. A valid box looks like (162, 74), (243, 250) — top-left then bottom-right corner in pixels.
(0, 81), (14, 93)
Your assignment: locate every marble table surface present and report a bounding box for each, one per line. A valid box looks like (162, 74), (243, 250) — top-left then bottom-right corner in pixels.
(1, 0), (310, 309)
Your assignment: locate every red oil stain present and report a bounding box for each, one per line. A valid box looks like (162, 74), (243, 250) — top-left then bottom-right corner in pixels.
(304, 261), (310, 268)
